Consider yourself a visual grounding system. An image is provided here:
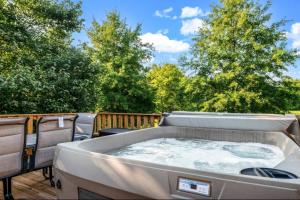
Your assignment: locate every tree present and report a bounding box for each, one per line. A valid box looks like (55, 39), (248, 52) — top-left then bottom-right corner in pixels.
(87, 11), (154, 113)
(0, 0), (98, 113)
(182, 76), (211, 111)
(182, 0), (299, 113)
(286, 78), (300, 111)
(36, 47), (99, 113)
(147, 64), (187, 113)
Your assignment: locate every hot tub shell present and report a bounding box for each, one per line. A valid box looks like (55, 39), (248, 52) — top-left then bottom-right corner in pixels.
(54, 112), (300, 199)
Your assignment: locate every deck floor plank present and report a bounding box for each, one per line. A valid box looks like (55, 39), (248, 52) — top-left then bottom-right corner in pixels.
(0, 171), (56, 200)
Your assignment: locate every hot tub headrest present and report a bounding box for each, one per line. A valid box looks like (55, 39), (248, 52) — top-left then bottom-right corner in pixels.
(159, 111), (300, 136)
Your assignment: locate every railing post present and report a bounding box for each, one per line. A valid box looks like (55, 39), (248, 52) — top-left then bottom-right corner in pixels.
(124, 115), (128, 128)
(118, 115), (123, 128)
(96, 114), (101, 132)
(101, 114), (106, 129)
(130, 115), (135, 129)
(107, 114), (111, 128)
(143, 116), (148, 128)
(137, 115), (141, 129)
(150, 116), (154, 127)
(112, 114), (117, 128)
(27, 116), (34, 134)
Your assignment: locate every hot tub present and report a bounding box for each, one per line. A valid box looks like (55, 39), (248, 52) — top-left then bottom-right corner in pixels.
(54, 112), (300, 199)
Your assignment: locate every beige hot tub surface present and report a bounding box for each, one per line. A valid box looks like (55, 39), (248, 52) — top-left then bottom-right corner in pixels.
(54, 112), (300, 199)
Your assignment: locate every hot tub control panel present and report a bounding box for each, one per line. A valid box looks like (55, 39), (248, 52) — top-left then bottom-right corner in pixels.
(177, 177), (211, 196)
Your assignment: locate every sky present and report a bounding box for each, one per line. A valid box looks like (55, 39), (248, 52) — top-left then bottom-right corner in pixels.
(72, 0), (300, 79)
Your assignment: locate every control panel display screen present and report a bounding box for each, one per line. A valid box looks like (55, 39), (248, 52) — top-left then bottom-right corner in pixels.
(178, 177), (210, 196)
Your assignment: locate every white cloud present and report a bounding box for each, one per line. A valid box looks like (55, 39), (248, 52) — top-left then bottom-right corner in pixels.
(157, 29), (169, 35)
(154, 10), (163, 17)
(180, 6), (209, 18)
(154, 7), (173, 18)
(164, 7), (173, 13)
(180, 18), (205, 36)
(287, 23), (300, 56)
(140, 33), (190, 53)
(292, 23), (300, 35)
(287, 23), (300, 48)
(293, 40), (300, 49)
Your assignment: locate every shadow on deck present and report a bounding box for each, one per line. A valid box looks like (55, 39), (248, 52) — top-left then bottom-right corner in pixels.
(0, 171), (56, 200)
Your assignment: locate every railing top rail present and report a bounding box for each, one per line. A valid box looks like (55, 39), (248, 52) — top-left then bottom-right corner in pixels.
(0, 113), (76, 118)
(0, 112), (162, 117)
(98, 112), (161, 116)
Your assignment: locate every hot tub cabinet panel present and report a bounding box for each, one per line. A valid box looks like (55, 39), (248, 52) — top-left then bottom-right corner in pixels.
(54, 112), (300, 199)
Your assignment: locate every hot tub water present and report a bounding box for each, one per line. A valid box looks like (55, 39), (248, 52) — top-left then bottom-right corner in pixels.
(106, 138), (285, 174)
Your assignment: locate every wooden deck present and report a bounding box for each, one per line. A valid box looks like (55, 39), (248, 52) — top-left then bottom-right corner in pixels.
(0, 171), (56, 200)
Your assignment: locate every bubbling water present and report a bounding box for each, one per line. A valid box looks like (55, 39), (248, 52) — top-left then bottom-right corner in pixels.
(106, 138), (285, 174)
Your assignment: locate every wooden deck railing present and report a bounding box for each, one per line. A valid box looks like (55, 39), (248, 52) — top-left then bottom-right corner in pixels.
(96, 112), (161, 131)
(0, 112), (162, 134)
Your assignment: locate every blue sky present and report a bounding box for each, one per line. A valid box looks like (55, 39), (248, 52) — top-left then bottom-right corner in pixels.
(72, 0), (300, 79)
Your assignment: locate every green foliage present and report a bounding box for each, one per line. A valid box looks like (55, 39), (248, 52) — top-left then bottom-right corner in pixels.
(182, 0), (299, 113)
(182, 76), (211, 111)
(291, 111), (300, 115)
(36, 47), (99, 113)
(87, 11), (154, 113)
(0, 67), (40, 113)
(286, 79), (300, 111)
(147, 64), (187, 113)
(1, 0), (298, 114)
(0, 0), (98, 113)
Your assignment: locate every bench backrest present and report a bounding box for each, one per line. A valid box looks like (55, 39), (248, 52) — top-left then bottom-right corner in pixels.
(0, 117), (28, 178)
(34, 115), (77, 169)
(75, 113), (97, 138)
